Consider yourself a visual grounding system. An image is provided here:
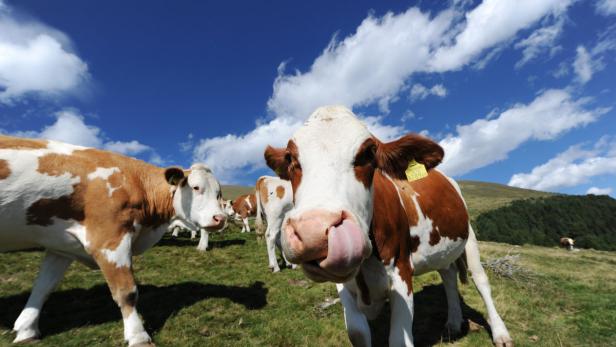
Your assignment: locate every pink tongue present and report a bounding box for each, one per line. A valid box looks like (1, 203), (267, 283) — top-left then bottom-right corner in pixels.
(319, 219), (366, 273)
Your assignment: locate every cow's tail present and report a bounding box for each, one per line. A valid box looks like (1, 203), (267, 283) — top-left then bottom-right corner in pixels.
(255, 178), (265, 239)
(456, 250), (469, 285)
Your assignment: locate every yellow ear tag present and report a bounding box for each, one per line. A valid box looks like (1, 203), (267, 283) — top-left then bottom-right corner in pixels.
(405, 159), (428, 181)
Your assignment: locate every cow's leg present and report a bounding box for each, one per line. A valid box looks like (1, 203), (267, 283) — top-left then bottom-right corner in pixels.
(265, 225), (281, 272)
(190, 229), (197, 240)
(13, 252), (72, 343)
(388, 261), (414, 347)
(438, 264), (464, 337)
(93, 234), (152, 347)
(466, 227), (513, 347)
(171, 226), (179, 238)
(336, 283), (371, 347)
(242, 217), (250, 233)
(196, 229), (208, 251)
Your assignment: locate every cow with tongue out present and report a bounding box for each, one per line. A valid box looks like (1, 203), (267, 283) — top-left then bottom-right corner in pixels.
(264, 106), (513, 347)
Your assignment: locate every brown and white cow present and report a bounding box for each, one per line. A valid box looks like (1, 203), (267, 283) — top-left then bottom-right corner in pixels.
(264, 106), (512, 347)
(227, 193), (257, 233)
(0, 136), (226, 346)
(254, 176), (296, 272)
(559, 237), (575, 251)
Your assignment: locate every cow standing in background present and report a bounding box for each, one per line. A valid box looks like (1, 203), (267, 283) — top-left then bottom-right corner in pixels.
(264, 106), (512, 347)
(255, 176), (296, 272)
(0, 136), (226, 346)
(559, 237), (575, 250)
(228, 193), (257, 233)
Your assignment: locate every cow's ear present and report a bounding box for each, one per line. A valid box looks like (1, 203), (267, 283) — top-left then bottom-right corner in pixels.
(376, 133), (444, 179)
(264, 145), (290, 180)
(165, 167), (185, 185)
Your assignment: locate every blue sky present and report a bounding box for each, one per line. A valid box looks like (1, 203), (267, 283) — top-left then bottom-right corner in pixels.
(1, 0), (615, 196)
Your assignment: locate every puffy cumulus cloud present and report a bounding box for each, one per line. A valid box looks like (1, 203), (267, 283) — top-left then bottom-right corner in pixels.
(195, 0), (571, 183)
(6, 110), (163, 164)
(509, 138), (616, 191)
(409, 83), (448, 101)
(438, 89), (609, 176)
(596, 0), (616, 16)
(514, 18), (564, 68)
(0, 2), (89, 103)
(586, 186), (613, 195)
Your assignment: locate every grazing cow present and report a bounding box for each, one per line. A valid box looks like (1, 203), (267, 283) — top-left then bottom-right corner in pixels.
(559, 237), (575, 251)
(0, 136), (226, 346)
(264, 106), (512, 347)
(254, 176), (295, 272)
(230, 193), (257, 233)
(169, 217), (211, 251)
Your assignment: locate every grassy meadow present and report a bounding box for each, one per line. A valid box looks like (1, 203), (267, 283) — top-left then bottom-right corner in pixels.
(1, 182), (614, 346)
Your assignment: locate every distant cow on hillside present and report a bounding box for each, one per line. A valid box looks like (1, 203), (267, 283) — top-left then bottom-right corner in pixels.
(0, 136), (226, 346)
(560, 237), (575, 250)
(255, 176), (295, 272)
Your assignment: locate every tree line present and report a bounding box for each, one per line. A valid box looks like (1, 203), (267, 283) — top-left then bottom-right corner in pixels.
(473, 194), (616, 251)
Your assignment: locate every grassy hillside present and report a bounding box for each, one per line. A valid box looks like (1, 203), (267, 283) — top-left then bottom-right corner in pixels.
(1, 226), (615, 346)
(457, 180), (553, 219)
(221, 185), (254, 200)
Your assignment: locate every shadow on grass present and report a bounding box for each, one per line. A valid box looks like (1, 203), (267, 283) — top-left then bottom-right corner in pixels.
(156, 236), (246, 249)
(369, 284), (491, 347)
(0, 281), (267, 338)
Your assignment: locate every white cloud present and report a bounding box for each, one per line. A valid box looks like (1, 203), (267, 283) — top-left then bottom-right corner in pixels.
(194, 0), (572, 183)
(573, 46), (593, 84)
(514, 18), (564, 68)
(428, 0), (571, 72)
(5, 110), (162, 164)
(596, 0), (616, 16)
(586, 186), (613, 195)
(410, 83), (448, 101)
(509, 138), (616, 191)
(439, 89), (609, 176)
(571, 27), (616, 84)
(0, 2), (89, 103)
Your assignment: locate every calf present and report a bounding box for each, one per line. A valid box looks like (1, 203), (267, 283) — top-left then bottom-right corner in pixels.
(559, 237), (575, 251)
(254, 176), (295, 272)
(264, 106), (512, 347)
(0, 136), (226, 346)
(229, 193), (257, 233)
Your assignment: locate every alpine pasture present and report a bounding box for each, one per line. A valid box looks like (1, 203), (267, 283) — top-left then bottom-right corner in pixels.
(1, 183), (615, 346)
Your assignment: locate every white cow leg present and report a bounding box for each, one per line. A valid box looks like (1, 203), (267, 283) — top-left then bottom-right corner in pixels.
(196, 229), (209, 251)
(13, 252), (72, 343)
(265, 226), (280, 272)
(465, 227), (513, 347)
(190, 229), (197, 240)
(337, 283), (371, 347)
(389, 267), (414, 347)
(438, 265), (464, 336)
(242, 217), (251, 233)
(171, 226), (179, 238)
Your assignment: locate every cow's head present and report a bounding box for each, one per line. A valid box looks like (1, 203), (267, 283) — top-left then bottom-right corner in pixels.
(165, 164), (226, 230)
(264, 106), (443, 283)
(222, 199), (235, 217)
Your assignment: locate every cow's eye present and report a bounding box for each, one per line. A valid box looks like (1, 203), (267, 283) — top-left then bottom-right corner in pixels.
(193, 186), (200, 191)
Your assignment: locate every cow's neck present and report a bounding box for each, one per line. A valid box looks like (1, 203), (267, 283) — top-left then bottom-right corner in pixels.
(140, 167), (175, 227)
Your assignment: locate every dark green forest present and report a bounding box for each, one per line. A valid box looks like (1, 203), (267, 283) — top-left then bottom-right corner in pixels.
(474, 194), (616, 251)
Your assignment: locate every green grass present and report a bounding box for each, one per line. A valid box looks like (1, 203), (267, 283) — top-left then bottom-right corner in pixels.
(1, 223), (615, 347)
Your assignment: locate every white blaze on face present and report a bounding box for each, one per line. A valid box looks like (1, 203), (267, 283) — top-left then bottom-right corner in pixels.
(173, 164), (224, 228)
(287, 106), (374, 235)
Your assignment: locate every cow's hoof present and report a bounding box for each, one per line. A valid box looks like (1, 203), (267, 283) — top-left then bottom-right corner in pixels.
(269, 266), (281, 273)
(13, 329), (39, 344)
(494, 335), (513, 347)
